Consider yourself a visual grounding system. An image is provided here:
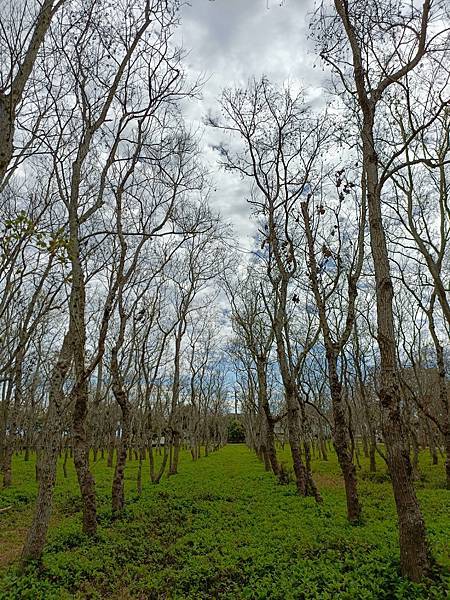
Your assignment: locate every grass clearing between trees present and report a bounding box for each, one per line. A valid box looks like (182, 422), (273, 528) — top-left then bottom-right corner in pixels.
(0, 444), (448, 599)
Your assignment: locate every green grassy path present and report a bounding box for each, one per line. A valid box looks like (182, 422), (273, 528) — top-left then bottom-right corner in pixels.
(0, 445), (448, 599)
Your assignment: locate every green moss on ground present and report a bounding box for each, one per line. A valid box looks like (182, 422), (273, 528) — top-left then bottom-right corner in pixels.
(0, 445), (448, 599)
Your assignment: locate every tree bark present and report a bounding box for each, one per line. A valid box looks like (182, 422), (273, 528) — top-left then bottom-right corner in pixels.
(21, 332), (71, 563)
(329, 355), (361, 523)
(333, 0), (431, 578)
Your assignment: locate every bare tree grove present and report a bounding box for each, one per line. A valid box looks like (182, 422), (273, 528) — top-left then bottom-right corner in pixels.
(0, 0), (448, 593)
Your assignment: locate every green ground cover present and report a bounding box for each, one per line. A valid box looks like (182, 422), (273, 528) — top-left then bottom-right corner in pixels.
(0, 445), (448, 599)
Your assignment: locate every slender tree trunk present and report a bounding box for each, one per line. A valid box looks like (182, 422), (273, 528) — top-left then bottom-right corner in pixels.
(169, 430), (181, 475)
(156, 442), (170, 483)
(332, 0), (431, 578)
(2, 443), (13, 487)
(21, 332), (72, 563)
(363, 116), (429, 579)
(362, 433), (369, 458)
(111, 407), (130, 515)
(137, 446), (144, 495)
(111, 339), (131, 515)
(327, 351), (361, 523)
(445, 432), (450, 491)
(107, 440), (114, 467)
(369, 434), (377, 473)
(298, 400), (322, 502)
(72, 385), (97, 535)
(257, 358), (279, 476)
(287, 403), (307, 496)
(318, 422), (328, 461)
(63, 439), (69, 479)
(286, 394), (321, 501)
(149, 441), (155, 481)
(427, 308), (449, 488)
(265, 417), (280, 476)
(21, 403), (62, 562)
(427, 425), (438, 466)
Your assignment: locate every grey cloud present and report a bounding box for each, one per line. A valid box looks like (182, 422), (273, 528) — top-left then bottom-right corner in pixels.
(176, 0), (324, 249)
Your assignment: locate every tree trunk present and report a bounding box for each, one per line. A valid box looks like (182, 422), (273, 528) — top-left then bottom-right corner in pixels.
(286, 397), (320, 501)
(2, 443), (13, 487)
(21, 331), (72, 563)
(112, 405), (130, 515)
(63, 440), (69, 479)
(445, 432), (450, 491)
(169, 430), (181, 475)
(332, 420), (361, 524)
(265, 417), (280, 476)
(107, 441), (114, 467)
(369, 435), (377, 473)
(362, 433), (369, 458)
(137, 446), (144, 496)
(365, 137), (429, 578)
(257, 358), (279, 476)
(73, 388), (97, 535)
(150, 434), (170, 484)
(21, 404), (61, 562)
(318, 421), (328, 461)
(332, 0), (431, 579)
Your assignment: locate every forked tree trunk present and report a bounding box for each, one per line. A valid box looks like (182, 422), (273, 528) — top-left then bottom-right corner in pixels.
(301, 199), (362, 522)
(286, 394), (321, 502)
(257, 358), (280, 476)
(150, 435), (170, 484)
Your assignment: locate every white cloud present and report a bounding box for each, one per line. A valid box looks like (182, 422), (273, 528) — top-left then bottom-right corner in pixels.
(176, 0), (325, 250)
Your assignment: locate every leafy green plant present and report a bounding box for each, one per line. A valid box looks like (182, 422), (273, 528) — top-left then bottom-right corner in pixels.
(0, 446), (448, 599)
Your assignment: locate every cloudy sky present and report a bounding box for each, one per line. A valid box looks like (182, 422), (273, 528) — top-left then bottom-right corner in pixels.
(175, 0), (324, 249)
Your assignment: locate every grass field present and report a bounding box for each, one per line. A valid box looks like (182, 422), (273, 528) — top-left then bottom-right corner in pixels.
(0, 444), (448, 599)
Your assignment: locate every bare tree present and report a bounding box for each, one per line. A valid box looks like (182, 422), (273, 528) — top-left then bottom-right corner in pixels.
(314, 0), (449, 579)
(300, 164), (366, 522)
(225, 269), (281, 475)
(213, 78), (327, 501)
(21, 0), (196, 562)
(0, 0), (67, 186)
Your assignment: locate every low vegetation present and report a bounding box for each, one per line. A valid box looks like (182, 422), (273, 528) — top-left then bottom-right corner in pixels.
(1, 445), (448, 599)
